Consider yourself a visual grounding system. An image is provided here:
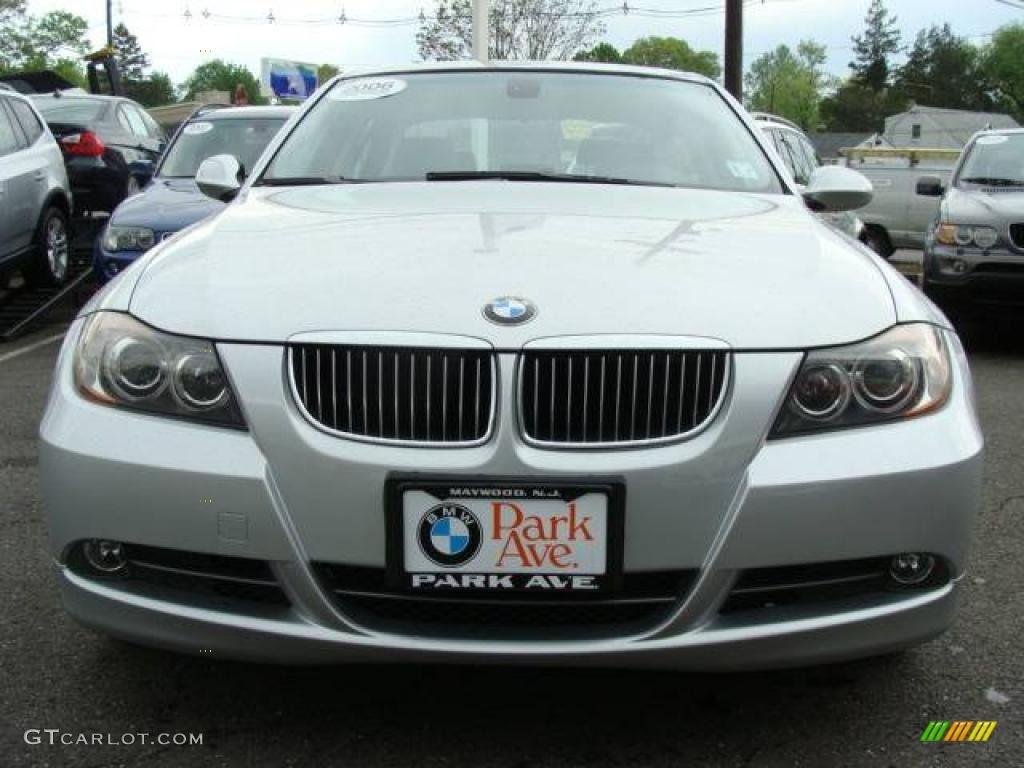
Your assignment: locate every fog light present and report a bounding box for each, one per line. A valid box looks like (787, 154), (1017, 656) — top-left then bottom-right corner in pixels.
(83, 539), (127, 573)
(952, 259), (968, 274)
(890, 552), (935, 585)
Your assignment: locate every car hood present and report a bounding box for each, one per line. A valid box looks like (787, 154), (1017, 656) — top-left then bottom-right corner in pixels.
(129, 182), (897, 349)
(944, 186), (1024, 222)
(111, 178), (224, 232)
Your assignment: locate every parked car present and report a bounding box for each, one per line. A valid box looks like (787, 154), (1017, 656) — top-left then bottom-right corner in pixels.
(919, 128), (1024, 311)
(41, 64), (982, 669)
(94, 105), (295, 282)
(753, 113), (873, 251)
(29, 91), (165, 216)
(842, 146), (959, 257)
(0, 85), (73, 286)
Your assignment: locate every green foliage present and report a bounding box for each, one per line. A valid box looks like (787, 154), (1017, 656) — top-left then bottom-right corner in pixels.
(573, 42), (621, 63)
(182, 60), (266, 105)
(745, 41), (833, 129)
(0, 3), (90, 75)
(621, 36), (720, 78)
(124, 71), (176, 107)
(850, 0), (901, 92)
(894, 24), (994, 112)
(112, 23), (149, 81)
(417, 0), (605, 61)
(317, 63), (340, 83)
(983, 23), (1024, 121)
(820, 80), (907, 133)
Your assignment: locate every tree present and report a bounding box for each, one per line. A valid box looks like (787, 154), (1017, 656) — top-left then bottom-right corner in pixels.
(124, 72), (176, 107)
(112, 22), (149, 81)
(850, 0), (901, 92)
(417, 0), (605, 61)
(317, 63), (340, 83)
(182, 60), (266, 104)
(983, 23), (1024, 121)
(893, 25), (993, 112)
(820, 79), (906, 133)
(746, 41), (832, 129)
(573, 42), (621, 63)
(0, 4), (90, 75)
(621, 36), (720, 78)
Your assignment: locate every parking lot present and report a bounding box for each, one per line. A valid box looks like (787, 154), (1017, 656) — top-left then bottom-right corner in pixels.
(0, 305), (1020, 768)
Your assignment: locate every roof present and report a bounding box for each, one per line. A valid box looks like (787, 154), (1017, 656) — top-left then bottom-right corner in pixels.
(326, 60), (716, 87)
(885, 105), (1020, 147)
(750, 112), (801, 131)
(0, 69), (77, 94)
(191, 105), (296, 120)
(808, 132), (874, 158)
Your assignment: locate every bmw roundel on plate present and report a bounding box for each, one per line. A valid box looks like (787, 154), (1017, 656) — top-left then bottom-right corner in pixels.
(40, 62), (983, 669)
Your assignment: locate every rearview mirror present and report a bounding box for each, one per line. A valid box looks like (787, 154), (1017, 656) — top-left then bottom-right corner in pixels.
(196, 154), (243, 202)
(802, 166), (873, 213)
(128, 159), (155, 187)
(915, 176), (944, 197)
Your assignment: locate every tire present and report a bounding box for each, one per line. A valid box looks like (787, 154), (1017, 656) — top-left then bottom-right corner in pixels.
(24, 206), (71, 288)
(862, 226), (893, 259)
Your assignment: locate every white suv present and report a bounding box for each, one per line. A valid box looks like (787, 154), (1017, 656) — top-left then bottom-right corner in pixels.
(0, 85), (73, 286)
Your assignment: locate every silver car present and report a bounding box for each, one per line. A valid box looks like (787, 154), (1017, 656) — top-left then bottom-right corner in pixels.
(0, 85), (72, 286)
(40, 63), (983, 670)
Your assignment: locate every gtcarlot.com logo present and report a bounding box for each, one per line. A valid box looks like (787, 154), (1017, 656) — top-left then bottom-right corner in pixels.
(24, 729), (203, 746)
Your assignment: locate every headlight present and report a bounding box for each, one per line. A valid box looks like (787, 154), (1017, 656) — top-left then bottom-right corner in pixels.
(934, 223), (999, 249)
(101, 226), (156, 252)
(74, 312), (245, 428)
(771, 324), (951, 438)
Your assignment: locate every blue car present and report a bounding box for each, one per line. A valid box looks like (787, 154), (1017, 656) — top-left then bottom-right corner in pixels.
(94, 105), (295, 282)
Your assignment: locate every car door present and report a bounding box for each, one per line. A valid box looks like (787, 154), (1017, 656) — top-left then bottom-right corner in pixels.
(7, 96), (52, 237)
(0, 97), (37, 259)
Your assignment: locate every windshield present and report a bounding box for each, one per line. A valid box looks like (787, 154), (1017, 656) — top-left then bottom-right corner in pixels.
(261, 71), (782, 193)
(957, 133), (1024, 187)
(160, 117), (287, 178)
(31, 98), (106, 123)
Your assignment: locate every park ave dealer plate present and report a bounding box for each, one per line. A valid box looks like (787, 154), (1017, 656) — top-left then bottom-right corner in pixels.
(387, 479), (625, 593)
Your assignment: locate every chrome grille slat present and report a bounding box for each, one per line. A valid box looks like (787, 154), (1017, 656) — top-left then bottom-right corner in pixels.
(290, 345), (494, 445)
(521, 348), (728, 447)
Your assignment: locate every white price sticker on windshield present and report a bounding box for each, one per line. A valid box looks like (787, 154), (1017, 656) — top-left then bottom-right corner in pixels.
(330, 78), (407, 101)
(183, 121), (214, 135)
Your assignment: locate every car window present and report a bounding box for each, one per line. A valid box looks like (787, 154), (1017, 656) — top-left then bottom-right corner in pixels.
(139, 108), (164, 140)
(796, 134), (820, 172)
(778, 130), (812, 185)
(32, 98), (107, 124)
(8, 98), (44, 145)
(122, 105), (149, 138)
(159, 117), (287, 178)
(0, 100), (22, 155)
(264, 72), (784, 193)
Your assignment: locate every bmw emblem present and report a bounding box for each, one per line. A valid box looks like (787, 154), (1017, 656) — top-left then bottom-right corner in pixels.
(417, 503), (482, 567)
(483, 296), (537, 326)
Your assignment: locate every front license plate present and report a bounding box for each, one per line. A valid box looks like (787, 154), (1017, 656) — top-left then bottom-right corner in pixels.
(387, 479), (624, 594)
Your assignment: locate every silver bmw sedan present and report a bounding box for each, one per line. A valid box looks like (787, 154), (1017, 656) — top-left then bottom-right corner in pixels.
(40, 63), (983, 669)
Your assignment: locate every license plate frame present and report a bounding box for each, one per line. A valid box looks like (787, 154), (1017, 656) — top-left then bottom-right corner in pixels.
(385, 476), (625, 595)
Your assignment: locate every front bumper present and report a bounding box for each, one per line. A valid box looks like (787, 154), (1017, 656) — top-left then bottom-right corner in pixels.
(40, 322), (984, 669)
(924, 243), (1024, 307)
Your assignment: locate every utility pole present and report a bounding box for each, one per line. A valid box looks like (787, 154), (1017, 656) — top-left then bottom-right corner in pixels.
(106, 0), (113, 46)
(724, 0), (743, 100)
(472, 0), (489, 62)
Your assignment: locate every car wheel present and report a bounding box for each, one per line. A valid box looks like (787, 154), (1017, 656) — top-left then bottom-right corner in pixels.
(862, 226), (893, 259)
(24, 207), (71, 288)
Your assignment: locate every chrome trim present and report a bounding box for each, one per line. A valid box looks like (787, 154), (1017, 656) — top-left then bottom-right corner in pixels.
(516, 346), (732, 450)
(286, 344), (498, 448)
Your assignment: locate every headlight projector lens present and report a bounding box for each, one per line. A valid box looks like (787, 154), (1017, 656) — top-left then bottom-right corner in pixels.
(791, 363), (851, 421)
(853, 349), (920, 412)
(174, 352), (229, 409)
(104, 337), (168, 400)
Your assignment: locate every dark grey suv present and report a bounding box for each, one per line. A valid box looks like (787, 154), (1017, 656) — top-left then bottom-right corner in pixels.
(0, 86), (73, 286)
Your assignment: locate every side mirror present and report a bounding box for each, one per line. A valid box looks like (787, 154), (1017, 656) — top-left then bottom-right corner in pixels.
(802, 166), (873, 213)
(128, 159), (155, 187)
(196, 154), (243, 202)
(916, 176), (944, 197)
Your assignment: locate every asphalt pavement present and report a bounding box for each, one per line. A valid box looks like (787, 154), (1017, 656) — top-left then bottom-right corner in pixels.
(0, 311), (1020, 768)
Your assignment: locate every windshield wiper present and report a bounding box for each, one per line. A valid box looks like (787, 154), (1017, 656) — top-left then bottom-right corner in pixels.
(424, 170), (677, 187)
(960, 176), (1024, 187)
(254, 176), (366, 187)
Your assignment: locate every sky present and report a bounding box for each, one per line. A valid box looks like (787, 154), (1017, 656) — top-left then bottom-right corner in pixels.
(23, 0), (1024, 89)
